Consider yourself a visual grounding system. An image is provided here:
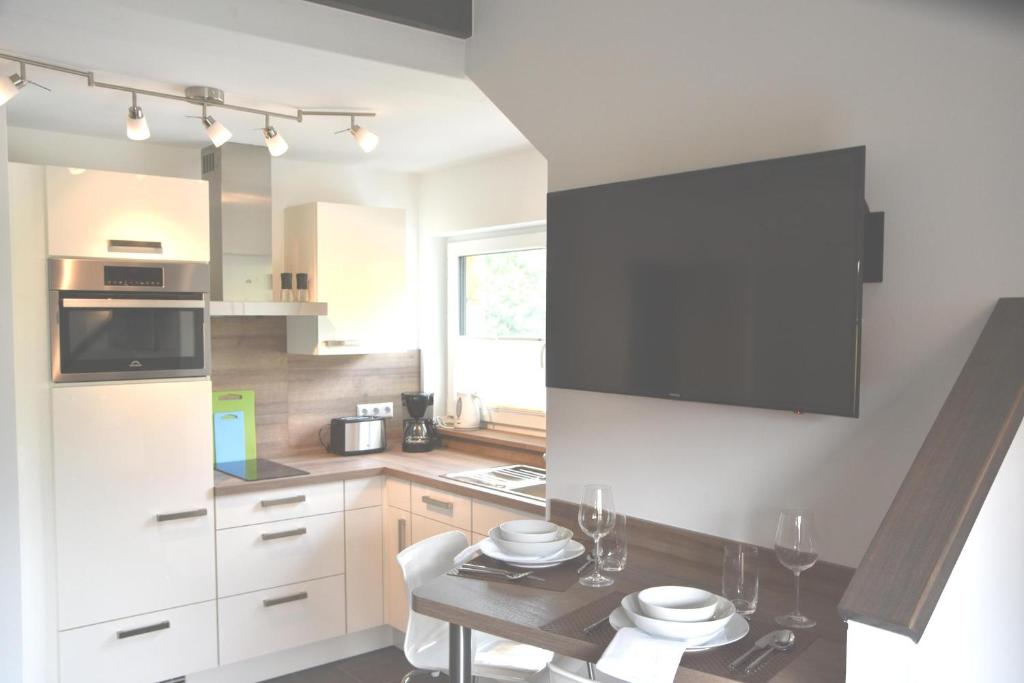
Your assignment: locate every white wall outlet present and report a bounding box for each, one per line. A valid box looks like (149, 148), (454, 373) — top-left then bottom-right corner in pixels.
(356, 402), (394, 418)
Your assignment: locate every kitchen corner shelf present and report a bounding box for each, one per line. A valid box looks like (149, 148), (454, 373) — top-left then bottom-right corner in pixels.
(209, 301), (328, 317)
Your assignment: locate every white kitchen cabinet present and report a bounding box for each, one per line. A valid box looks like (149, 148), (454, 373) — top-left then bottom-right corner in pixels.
(58, 600), (218, 683)
(410, 482), (472, 530)
(45, 166), (209, 261)
(215, 479), (345, 529)
(384, 504), (412, 631)
(284, 201), (411, 355)
(218, 575), (347, 665)
(345, 505), (384, 632)
(216, 512), (346, 597)
(52, 379), (216, 631)
(345, 475), (384, 510)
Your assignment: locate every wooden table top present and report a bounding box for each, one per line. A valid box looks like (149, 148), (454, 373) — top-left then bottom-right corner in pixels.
(212, 446), (545, 513)
(413, 544), (846, 682)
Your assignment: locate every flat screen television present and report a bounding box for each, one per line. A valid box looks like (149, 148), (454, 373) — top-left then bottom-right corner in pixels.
(546, 146), (868, 417)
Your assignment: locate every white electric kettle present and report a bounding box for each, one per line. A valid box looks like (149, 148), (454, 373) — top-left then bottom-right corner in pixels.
(453, 393), (482, 429)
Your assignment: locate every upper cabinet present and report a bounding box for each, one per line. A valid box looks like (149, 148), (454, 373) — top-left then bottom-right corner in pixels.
(285, 201), (412, 355)
(45, 167), (209, 262)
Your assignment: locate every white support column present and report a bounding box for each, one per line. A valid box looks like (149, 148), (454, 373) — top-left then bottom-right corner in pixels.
(0, 106), (25, 682)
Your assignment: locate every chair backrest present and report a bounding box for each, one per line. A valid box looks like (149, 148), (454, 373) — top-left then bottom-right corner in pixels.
(548, 661), (594, 682)
(396, 530), (469, 670)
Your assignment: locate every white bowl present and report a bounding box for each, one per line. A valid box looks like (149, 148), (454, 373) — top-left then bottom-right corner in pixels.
(489, 527), (572, 558)
(637, 586), (719, 622)
(621, 593), (735, 642)
(498, 520), (561, 543)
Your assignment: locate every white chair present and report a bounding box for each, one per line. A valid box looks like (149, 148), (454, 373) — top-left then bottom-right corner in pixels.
(397, 530), (554, 683)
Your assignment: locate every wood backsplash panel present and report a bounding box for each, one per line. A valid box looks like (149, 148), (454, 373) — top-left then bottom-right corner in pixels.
(211, 316), (290, 457)
(210, 317), (420, 457)
(287, 350), (420, 450)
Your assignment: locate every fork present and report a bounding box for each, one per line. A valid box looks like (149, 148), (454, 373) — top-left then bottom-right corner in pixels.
(449, 565), (537, 581)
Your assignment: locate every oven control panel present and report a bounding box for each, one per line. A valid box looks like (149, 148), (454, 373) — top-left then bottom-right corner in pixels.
(103, 265), (164, 287)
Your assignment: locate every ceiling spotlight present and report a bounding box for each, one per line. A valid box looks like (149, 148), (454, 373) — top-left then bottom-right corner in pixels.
(126, 92), (150, 141)
(200, 104), (232, 147)
(335, 116), (378, 153)
(262, 115), (288, 157)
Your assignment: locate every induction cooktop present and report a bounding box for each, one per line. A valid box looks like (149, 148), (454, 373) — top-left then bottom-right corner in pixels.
(215, 458), (308, 481)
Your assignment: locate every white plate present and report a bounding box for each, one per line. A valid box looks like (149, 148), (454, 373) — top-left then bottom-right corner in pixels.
(609, 607), (750, 651)
(479, 537), (586, 568)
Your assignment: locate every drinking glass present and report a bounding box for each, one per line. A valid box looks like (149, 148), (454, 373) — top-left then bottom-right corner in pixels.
(601, 513), (628, 572)
(774, 511), (818, 628)
(722, 543), (758, 616)
(578, 484), (616, 587)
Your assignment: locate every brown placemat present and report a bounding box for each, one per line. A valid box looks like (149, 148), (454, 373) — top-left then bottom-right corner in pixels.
(541, 600), (818, 683)
(451, 553), (587, 592)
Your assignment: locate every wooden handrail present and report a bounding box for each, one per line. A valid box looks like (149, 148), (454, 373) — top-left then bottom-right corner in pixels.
(839, 298), (1024, 641)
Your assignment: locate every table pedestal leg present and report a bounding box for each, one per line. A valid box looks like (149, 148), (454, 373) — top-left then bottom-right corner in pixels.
(449, 623), (473, 683)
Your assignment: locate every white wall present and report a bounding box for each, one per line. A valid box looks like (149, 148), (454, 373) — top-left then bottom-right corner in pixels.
(0, 108), (25, 683)
(468, 0), (1024, 566)
(846, 419), (1024, 682)
(416, 147), (548, 411)
(419, 147), (546, 236)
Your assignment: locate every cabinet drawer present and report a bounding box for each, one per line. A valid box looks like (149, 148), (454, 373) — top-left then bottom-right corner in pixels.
(215, 479), (344, 529)
(217, 512), (345, 597)
(472, 500), (544, 535)
(411, 513), (470, 545)
(410, 483), (471, 530)
(218, 575), (347, 665)
(385, 477), (411, 510)
(345, 476), (383, 510)
(58, 601), (217, 683)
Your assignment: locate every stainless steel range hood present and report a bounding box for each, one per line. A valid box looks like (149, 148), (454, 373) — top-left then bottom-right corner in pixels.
(202, 142), (325, 316)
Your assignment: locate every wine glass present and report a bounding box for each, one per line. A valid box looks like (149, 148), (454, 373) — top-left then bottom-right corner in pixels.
(578, 484), (616, 587)
(774, 510), (818, 628)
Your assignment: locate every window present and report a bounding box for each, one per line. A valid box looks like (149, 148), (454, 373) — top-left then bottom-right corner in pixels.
(447, 231), (546, 431)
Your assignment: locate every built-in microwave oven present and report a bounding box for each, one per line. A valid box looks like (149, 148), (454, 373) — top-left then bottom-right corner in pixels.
(48, 257), (211, 383)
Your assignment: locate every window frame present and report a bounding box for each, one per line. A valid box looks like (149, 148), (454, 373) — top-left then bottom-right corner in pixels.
(445, 229), (547, 430)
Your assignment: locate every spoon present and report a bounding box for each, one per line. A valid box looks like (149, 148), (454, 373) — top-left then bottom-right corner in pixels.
(744, 630), (796, 673)
(727, 630), (780, 671)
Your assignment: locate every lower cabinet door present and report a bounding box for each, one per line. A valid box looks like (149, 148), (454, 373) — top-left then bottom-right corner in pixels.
(384, 505), (411, 631)
(218, 575), (348, 665)
(410, 513), (469, 544)
(346, 505), (384, 633)
(58, 601), (217, 683)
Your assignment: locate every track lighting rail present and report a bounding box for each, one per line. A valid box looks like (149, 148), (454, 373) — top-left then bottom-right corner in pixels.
(0, 51), (378, 153)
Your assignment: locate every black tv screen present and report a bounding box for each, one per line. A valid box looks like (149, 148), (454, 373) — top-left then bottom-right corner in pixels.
(547, 147), (867, 417)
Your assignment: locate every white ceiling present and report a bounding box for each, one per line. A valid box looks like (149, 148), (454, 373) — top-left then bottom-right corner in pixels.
(0, 0), (530, 173)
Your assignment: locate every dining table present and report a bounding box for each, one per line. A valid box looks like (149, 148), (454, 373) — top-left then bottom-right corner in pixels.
(411, 503), (852, 683)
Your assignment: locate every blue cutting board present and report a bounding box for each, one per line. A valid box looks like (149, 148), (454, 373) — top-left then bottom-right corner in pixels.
(213, 411), (246, 464)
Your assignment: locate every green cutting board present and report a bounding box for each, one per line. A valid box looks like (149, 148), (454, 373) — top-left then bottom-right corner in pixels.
(212, 390), (257, 462)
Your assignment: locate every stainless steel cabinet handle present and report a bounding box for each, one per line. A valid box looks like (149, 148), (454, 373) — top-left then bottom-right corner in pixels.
(260, 494), (306, 508)
(63, 298), (205, 310)
(108, 239), (163, 254)
(263, 591), (308, 608)
(398, 517), (407, 551)
(155, 508), (208, 522)
(261, 527), (307, 541)
(116, 620), (170, 639)
(421, 495), (454, 512)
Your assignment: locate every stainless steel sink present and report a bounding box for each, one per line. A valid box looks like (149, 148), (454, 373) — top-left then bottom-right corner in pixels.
(442, 464), (546, 501)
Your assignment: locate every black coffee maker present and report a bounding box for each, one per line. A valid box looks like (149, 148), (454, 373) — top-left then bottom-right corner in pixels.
(401, 392), (440, 452)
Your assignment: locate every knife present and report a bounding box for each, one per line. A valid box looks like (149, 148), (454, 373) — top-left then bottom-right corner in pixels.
(727, 631), (777, 671)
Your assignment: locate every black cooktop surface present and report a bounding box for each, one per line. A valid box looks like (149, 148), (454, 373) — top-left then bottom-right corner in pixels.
(215, 458), (308, 481)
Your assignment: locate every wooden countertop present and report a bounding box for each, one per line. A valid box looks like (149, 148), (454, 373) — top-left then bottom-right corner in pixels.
(212, 446), (545, 514)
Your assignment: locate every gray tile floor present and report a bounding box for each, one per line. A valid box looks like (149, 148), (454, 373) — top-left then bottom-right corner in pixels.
(262, 646), (449, 683)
